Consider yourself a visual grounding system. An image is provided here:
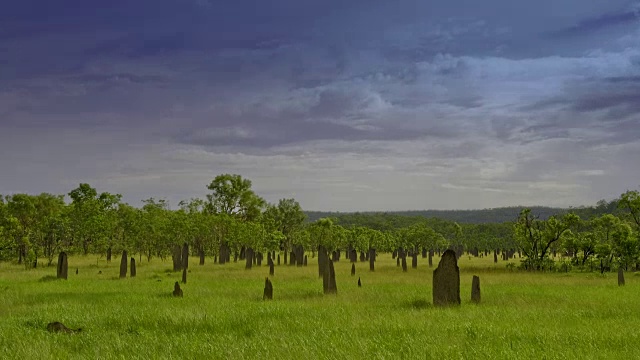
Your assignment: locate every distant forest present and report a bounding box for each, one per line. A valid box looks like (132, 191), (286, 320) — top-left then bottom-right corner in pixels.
(306, 199), (622, 227)
(2, 173), (637, 273)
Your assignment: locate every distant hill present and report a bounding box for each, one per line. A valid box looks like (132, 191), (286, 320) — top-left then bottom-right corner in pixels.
(305, 201), (620, 225)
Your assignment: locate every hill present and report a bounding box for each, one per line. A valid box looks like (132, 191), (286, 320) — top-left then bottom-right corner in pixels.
(306, 200), (620, 226)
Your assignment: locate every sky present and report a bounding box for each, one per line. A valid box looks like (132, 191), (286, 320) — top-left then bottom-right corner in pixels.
(1, 0), (640, 211)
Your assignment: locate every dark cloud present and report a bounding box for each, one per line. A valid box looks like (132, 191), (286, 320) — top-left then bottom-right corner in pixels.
(518, 125), (572, 144)
(492, 62), (640, 150)
(604, 75), (640, 83)
(442, 96), (484, 109)
(2, 0), (640, 210)
(519, 98), (569, 112)
(523, 75), (640, 121)
(572, 93), (640, 114)
(172, 103), (432, 150)
(552, 8), (639, 37)
(65, 73), (169, 86)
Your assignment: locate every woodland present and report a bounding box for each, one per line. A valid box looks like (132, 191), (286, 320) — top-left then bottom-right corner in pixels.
(1, 173), (638, 273)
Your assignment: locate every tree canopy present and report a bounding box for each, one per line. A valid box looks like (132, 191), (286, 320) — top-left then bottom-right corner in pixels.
(0, 176), (637, 274)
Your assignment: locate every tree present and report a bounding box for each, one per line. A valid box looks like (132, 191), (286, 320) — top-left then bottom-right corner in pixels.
(424, 218), (462, 249)
(210, 213), (236, 264)
(205, 174), (265, 221)
(515, 209), (580, 270)
(610, 223), (637, 270)
(0, 196), (20, 261)
(178, 198), (212, 262)
(403, 222), (446, 253)
(6, 193), (38, 264)
(345, 227), (372, 254)
(231, 220), (271, 269)
(618, 190), (640, 229)
(572, 226), (596, 266)
(31, 193), (67, 266)
(140, 198), (170, 261)
(68, 184), (117, 255)
(461, 222), (514, 254)
(308, 218), (346, 276)
(116, 203), (142, 259)
(587, 213), (634, 271)
(95, 192), (122, 258)
(178, 198), (206, 214)
(263, 198), (307, 257)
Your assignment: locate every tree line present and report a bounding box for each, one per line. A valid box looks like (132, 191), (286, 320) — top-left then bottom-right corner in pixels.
(308, 200), (622, 226)
(0, 174), (638, 273)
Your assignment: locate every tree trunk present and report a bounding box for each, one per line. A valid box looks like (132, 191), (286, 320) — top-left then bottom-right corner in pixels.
(18, 243), (25, 264)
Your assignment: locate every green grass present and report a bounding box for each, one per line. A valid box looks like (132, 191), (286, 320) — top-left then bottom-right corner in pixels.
(1, 254), (639, 360)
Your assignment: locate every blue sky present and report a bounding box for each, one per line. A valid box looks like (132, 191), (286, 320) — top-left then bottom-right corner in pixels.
(1, 0), (639, 211)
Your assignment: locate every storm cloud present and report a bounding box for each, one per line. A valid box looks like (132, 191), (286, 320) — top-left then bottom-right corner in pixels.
(1, 0), (639, 211)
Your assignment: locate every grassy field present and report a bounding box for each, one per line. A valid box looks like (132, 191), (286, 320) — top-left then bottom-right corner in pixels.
(1, 253), (639, 360)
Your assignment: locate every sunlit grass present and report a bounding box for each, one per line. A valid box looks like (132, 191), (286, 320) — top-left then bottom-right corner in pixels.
(1, 253), (639, 359)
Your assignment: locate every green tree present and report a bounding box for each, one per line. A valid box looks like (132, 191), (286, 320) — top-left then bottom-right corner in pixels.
(267, 198), (306, 250)
(515, 209), (580, 270)
(586, 214), (632, 270)
(610, 223), (637, 270)
(31, 193), (67, 266)
(205, 174), (265, 221)
(573, 228), (596, 266)
(115, 203), (141, 258)
(618, 190), (640, 229)
(424, 218), (462, 248)
(210, 213), (235, 263)
(95, 192), (122, 258)
(140, 198), (171, 261)
(68, 184), (114, 255)
(0, 196), (20, 261)
(5, 193), (37, 264)
(345, 227), (372, 254)
(309, 218), (339, 251)
(308, 218), (346, 277)
(404, 222), (446, 253)
(178, 198), (206, 214)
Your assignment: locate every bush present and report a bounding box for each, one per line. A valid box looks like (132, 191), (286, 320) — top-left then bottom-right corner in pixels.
(558, 261), (572, 273)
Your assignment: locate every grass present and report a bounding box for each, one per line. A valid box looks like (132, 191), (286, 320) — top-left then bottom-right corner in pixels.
(1, 254), (639, 359)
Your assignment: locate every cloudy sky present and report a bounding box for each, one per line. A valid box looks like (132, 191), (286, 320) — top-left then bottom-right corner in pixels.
(1, 0), (640, 211)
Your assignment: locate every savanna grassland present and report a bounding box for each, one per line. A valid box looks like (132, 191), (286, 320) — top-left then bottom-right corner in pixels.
(1, 254), (639, 360)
